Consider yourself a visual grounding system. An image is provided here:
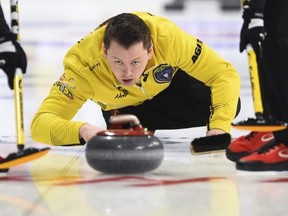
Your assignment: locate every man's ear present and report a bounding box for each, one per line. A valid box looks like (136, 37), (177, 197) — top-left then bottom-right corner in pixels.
(102, 43), (107, 57)
(148, 42), (153, 59)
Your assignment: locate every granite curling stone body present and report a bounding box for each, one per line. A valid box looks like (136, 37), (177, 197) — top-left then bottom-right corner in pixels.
(85, 115), (164, 174)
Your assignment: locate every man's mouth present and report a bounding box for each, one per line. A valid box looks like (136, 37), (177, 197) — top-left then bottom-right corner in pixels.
(121, 78), (134, 85)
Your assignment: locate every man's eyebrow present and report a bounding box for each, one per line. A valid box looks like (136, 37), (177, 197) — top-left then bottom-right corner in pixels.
(112, 56), (141, 61)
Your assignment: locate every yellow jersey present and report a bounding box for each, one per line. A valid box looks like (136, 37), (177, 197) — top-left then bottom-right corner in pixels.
(31, 12), (240, 145)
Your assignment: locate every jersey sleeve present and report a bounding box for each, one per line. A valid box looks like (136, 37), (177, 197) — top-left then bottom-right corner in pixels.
(30, 86), (86, 145)
(30, 48), (95, 145)
(170, 25), (241, 132)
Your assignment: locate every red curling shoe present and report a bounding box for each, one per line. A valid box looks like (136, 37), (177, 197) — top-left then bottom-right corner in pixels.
(226, 131), (274, 162)
(236, 141), (288, 171)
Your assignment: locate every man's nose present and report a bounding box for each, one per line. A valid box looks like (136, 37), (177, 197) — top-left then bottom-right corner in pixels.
(122, 66), (133, 76)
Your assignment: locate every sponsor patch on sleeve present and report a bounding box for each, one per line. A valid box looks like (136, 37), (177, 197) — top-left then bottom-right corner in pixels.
(53, 73), (76, 100)
(153, 64), (175, 83)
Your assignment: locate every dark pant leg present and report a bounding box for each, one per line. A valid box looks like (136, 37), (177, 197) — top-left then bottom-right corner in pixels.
(263, 35), (288, 143)
(102, 70), (240, 131)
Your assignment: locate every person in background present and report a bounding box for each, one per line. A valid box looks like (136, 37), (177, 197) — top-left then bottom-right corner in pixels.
(0, 2), (27, 172)
(227, 0), (288, 171)
(0, 3), (26, 90)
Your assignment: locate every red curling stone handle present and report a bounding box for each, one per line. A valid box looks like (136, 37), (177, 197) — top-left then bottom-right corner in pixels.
(98, 114), (153, 136)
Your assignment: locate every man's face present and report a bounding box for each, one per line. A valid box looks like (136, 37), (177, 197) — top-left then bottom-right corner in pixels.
(104, 40), (153, 86)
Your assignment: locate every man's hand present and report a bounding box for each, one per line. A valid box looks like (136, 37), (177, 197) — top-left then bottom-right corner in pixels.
(206, 129), (225, 136)
(0, 35), (27, 89)
(239, 1), (265, 64)
(79, 123), (105, 142)
(240, 19), (265, 61)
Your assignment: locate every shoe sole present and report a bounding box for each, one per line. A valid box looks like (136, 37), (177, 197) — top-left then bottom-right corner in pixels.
(236, 161), (288, 171)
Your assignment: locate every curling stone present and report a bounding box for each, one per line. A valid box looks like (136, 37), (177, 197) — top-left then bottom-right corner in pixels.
(85, 115), (164, 174)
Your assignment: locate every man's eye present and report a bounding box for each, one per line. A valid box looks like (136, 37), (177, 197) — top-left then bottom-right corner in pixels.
(114, 61), (122, 65)
(132, 61), (140, 65)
